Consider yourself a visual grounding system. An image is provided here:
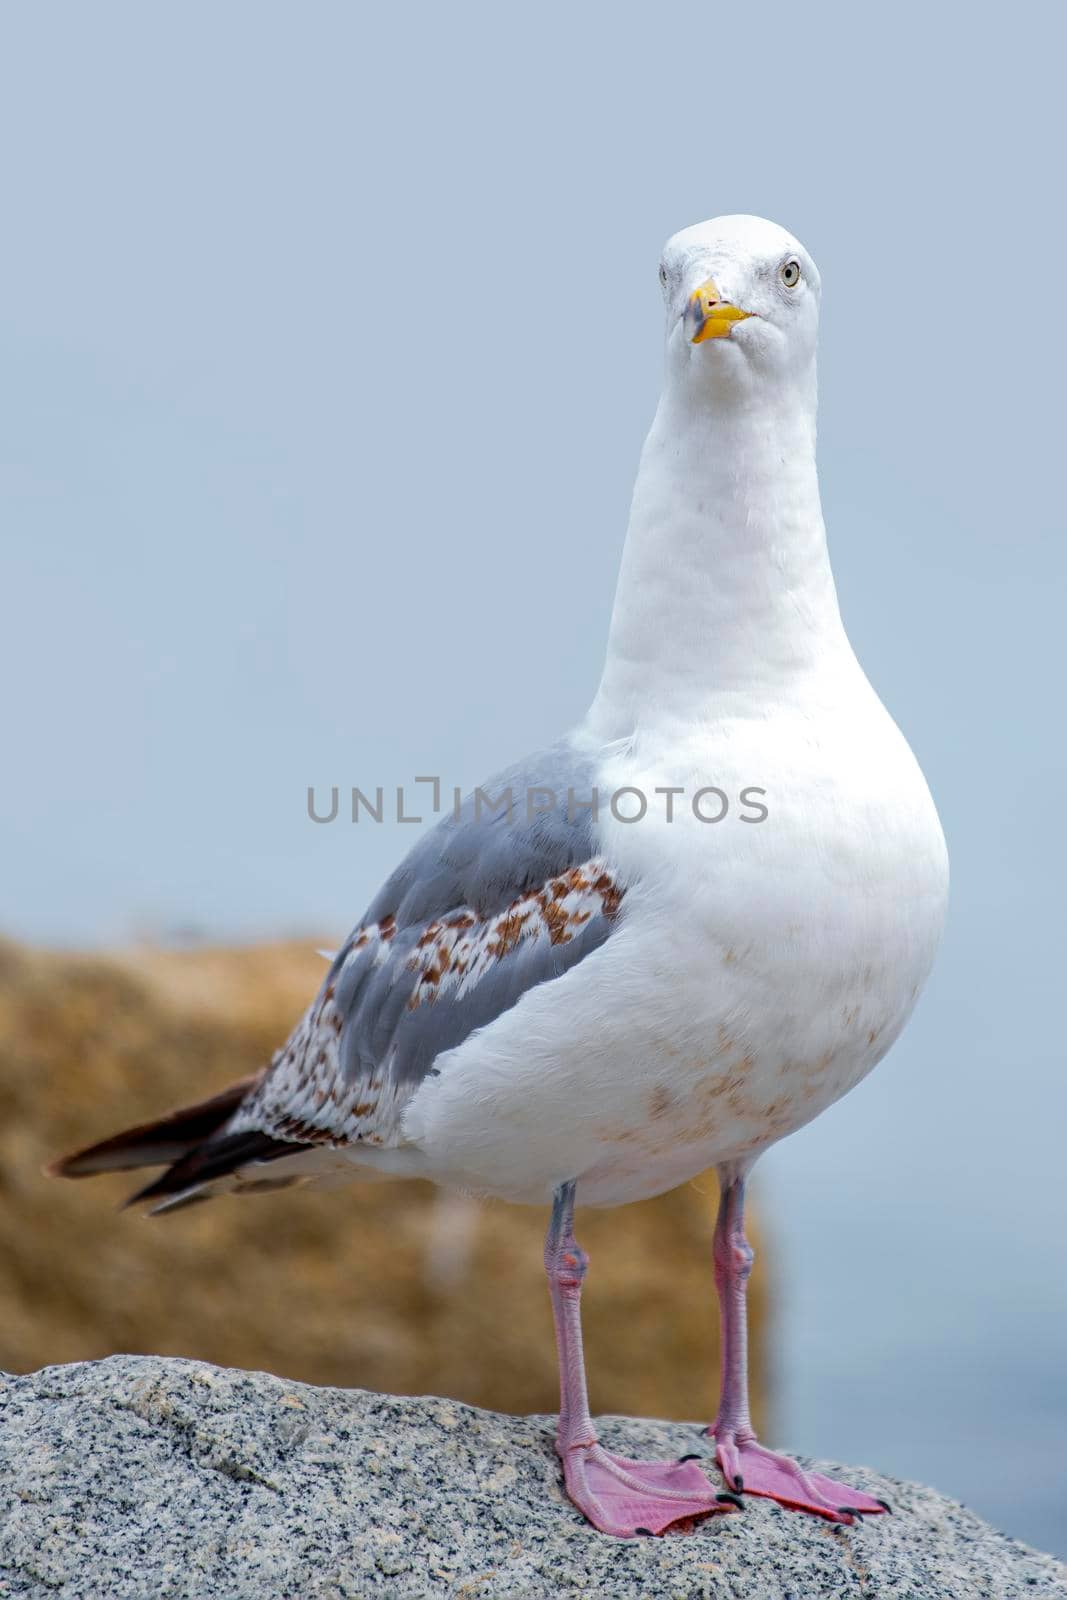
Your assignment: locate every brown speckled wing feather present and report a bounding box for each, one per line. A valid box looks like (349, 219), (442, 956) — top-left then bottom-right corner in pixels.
(231, 856), (624, 1150)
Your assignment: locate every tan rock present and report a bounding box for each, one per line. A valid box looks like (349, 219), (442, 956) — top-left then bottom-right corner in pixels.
(0, 938), (768, 1426)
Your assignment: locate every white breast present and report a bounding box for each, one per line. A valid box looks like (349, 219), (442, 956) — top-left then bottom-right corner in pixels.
(402, 665), (947, 1207)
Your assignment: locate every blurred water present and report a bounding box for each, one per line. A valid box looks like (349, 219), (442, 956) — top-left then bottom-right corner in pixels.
(766, 949), (1067, 1555)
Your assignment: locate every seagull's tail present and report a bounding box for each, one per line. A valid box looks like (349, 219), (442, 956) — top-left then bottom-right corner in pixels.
(45, 1069), (310, 1213)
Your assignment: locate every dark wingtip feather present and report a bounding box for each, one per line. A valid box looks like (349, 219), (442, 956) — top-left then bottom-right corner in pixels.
(45, 1070), (266, 1180)
(123, 1130), (308, 1210)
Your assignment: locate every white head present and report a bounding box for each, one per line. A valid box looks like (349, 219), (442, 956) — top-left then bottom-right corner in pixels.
(658, 214), (820, 405)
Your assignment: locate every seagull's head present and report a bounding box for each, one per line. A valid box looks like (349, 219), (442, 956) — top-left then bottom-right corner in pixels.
(659, 214), (820, 401)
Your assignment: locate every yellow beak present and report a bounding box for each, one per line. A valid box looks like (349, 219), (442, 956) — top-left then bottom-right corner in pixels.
(684, 278), (754, 343)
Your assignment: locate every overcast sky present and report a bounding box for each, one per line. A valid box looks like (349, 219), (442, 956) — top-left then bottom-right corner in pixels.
(2, 0), (1064, 1557)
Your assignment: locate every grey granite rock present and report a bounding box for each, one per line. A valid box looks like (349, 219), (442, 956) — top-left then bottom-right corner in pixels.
(0, 1357), (1063, 1600)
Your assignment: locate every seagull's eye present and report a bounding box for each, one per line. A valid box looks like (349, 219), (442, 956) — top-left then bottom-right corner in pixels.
(659, 263), (668, 287)
(779, 259), (801, 289)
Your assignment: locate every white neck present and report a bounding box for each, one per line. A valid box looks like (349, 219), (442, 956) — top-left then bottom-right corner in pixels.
(586, 355), (851, 742)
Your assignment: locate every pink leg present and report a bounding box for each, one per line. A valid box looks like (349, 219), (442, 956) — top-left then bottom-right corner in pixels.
(705, 1168), (890, 1525)
(545, 1182), (737, 1538)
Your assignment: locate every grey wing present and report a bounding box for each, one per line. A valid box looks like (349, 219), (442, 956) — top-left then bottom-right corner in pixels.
(233, 741), (625, 1149)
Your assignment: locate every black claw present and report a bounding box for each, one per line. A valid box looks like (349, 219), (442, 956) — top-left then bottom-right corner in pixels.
(677, 1452), (704, 1462)
(838, 1506), (863, 1519)
(634, 1526), (654, 1537)
(716, 1492), (744, 1510)
(875, 1498), (892, 1514)
(733, 1474), (744, 1493)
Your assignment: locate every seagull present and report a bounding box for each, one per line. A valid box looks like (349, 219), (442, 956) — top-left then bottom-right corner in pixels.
(51, 215), (949, 1539)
